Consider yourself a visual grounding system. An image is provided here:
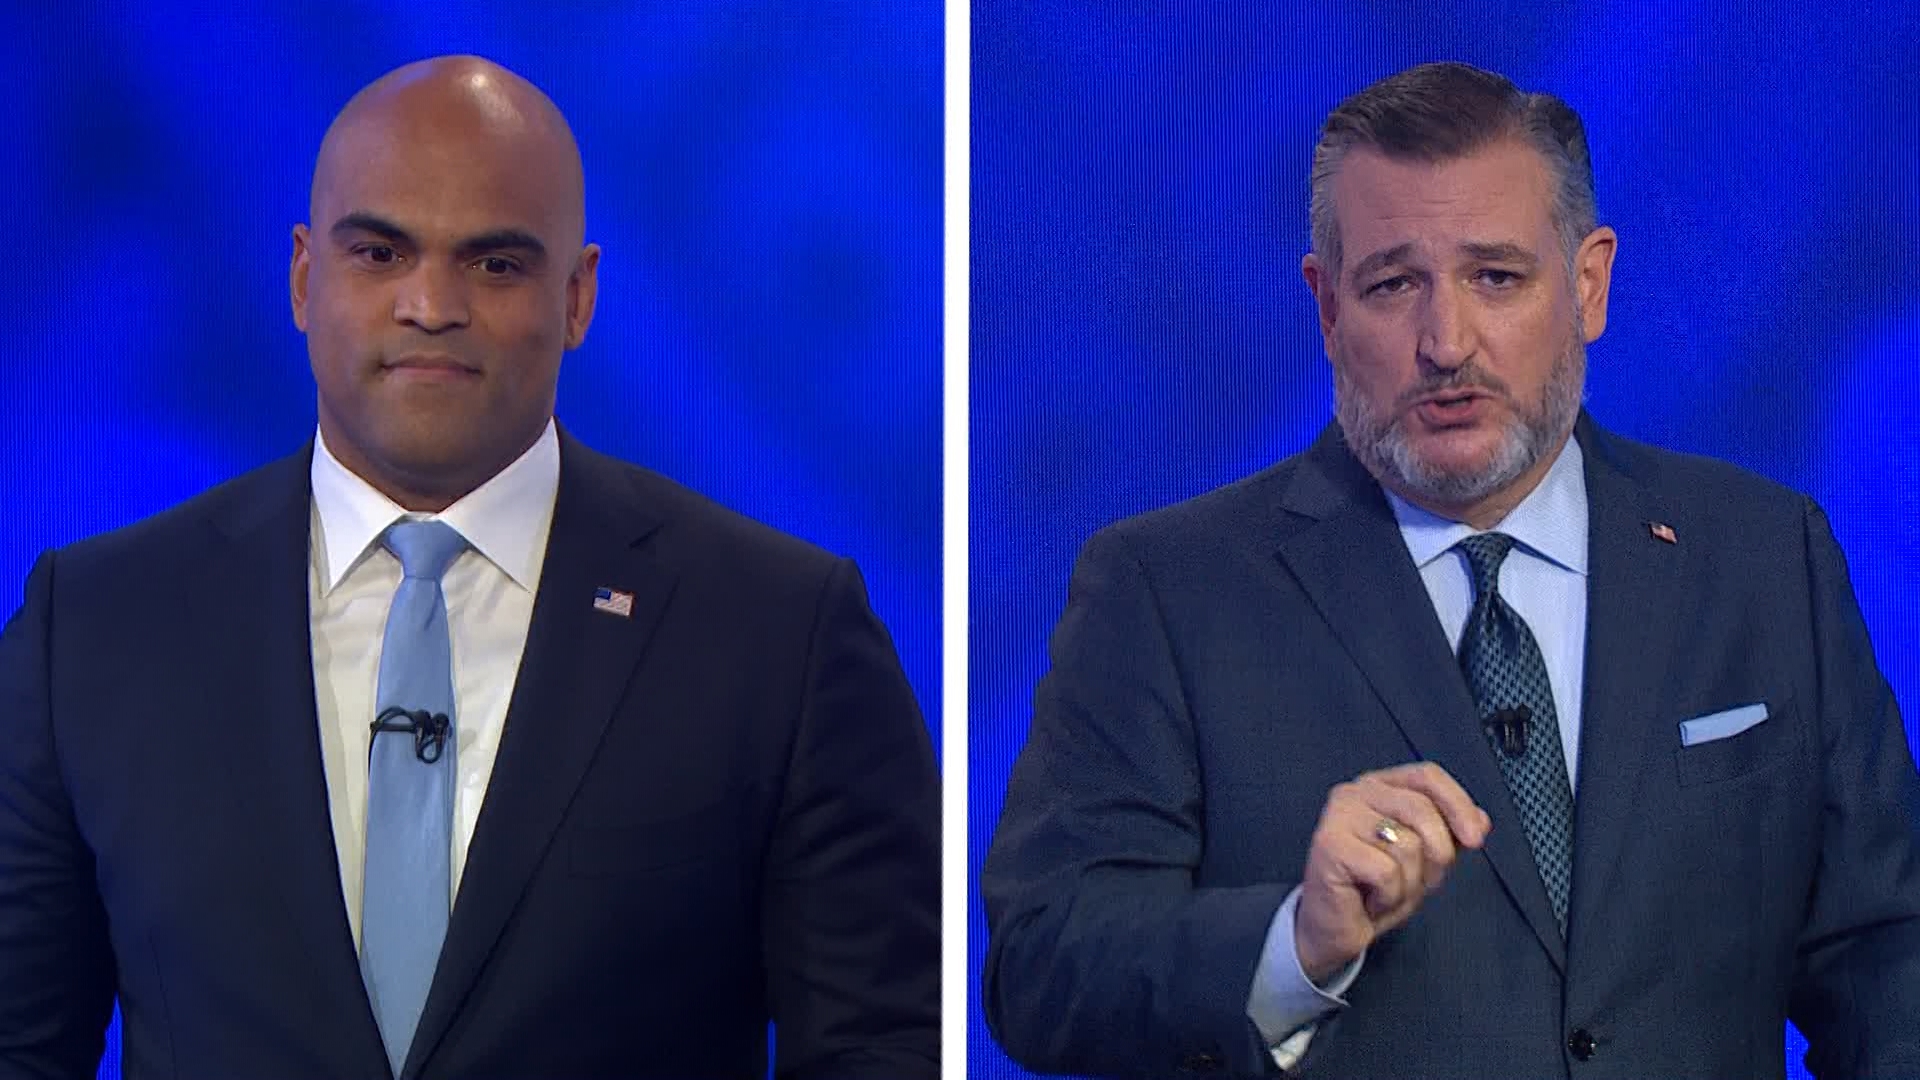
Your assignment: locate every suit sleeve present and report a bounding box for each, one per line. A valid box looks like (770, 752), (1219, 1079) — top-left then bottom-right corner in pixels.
(981, 527), (1293, 1077)
(0, 553), (118, 1078)
(763, 558), (940, 1080)
(1787, 500), (1920, 1078)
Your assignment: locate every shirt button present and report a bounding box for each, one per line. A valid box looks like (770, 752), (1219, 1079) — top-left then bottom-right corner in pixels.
(1568, 1028), (1597, 1061)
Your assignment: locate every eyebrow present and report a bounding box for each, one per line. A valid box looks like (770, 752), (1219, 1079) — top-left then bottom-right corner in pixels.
(328, 212), (548, 262)
(452, 229), (548, 263)
(1348, 243), (1415, 286)
(1459, 241), (1539, 267)
(1347, 240), (1541, 286)
(329, 212), (412, 245)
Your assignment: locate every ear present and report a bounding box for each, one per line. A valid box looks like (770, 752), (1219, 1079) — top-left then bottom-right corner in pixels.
(564, 243), (602, 349)
(1302, 252), (1338, 341)
(1573, 225), (1617, 343)
(290, 224), (313, 333)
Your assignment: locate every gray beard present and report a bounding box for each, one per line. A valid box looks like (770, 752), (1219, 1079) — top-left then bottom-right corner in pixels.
(1333, 329), (1587, 509)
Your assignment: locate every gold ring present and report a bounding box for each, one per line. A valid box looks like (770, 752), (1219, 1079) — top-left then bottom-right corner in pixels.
(1373, 818), (1403, 846)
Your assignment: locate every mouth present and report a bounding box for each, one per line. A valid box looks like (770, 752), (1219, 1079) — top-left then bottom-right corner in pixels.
(382, 355), (479, 380)
(1410, 389), (1491, 426)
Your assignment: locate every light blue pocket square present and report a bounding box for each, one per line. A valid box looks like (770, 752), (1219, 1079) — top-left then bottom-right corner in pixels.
(1678, 703), (1769, 747)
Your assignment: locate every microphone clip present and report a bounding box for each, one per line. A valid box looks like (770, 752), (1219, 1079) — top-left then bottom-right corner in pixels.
(370, 706), (452, 764)
(1484, 704), (1531, 758)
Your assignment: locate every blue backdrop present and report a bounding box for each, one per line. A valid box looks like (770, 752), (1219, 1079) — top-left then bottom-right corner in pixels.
(0, 5), (940, 1076)
(971, 4), (1920, 1079)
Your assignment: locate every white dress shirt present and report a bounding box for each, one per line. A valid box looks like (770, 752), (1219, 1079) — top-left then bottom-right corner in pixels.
(308, 421), (559, 948)
(1248, 437), (1591, 1066)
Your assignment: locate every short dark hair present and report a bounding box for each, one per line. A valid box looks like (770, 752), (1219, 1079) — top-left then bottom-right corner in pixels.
(1309, 62), (1597, 274)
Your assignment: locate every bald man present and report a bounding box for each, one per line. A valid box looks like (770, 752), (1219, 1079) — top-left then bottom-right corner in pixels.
(0, 56), (939, 1080)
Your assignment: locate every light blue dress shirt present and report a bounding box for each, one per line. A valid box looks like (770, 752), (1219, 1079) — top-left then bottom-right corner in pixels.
(1246, 438), (1591, 1061)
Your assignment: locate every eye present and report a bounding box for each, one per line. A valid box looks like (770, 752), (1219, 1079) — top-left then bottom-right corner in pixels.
(1476, 268), (1522, 288)
(475, 256), (521, 277)
(1364, 275), (1414, 297)
(353, 243), (401, 266)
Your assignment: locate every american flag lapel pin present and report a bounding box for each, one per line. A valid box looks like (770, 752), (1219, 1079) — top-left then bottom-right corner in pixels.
(592, 586), (635, 618)
(1648, 521), (1677, 544)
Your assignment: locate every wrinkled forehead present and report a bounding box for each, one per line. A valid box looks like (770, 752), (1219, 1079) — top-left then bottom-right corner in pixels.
(310, 88), (584, 250)
(1332, 140), (1558, 263)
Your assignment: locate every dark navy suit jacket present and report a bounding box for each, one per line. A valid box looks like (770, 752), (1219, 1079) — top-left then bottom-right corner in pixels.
(982, 416), (1920, 1079)
(0, 430), (940, 1080)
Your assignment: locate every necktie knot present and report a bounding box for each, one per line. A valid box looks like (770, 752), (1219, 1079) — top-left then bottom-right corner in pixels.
(385, 520), (466, 582)
(1456, 531), (1517, 599)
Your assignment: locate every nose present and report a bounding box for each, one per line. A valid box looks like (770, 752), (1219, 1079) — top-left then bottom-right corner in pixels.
(1416, 280), (1477, 371)
(391, 261), (471, 333)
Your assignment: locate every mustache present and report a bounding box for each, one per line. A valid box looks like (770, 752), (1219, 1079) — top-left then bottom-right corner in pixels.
(1396, 366), (1512, 410)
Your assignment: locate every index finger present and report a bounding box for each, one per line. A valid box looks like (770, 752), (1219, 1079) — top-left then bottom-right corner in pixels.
(1371, 762), (1489, 846)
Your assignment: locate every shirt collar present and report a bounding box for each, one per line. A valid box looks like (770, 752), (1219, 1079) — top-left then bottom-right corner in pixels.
(310, 419), (560, 595)
(1386, 433), (1589, 576)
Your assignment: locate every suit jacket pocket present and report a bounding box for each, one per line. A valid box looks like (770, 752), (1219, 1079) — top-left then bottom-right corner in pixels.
(569, 801), (737, 877)
(1673, 698), (1800, 787)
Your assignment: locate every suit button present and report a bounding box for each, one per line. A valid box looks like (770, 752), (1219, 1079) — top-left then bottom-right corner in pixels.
(1178, 1052), (1222, 1072)
(1568, 1028), (1597, 1061)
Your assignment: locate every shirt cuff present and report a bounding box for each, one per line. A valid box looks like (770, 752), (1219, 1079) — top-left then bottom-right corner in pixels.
(1246, 885), (1364, 1061)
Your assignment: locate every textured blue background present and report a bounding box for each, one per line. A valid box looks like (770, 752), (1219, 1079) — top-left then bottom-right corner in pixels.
(971, 4), (1920, 1079)
(0, 5), (939, 1076)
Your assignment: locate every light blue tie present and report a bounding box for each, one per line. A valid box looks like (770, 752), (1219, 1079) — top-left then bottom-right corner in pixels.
(361, 519), (465, 1076)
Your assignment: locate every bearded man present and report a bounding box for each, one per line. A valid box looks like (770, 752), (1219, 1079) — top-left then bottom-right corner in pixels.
(980, 61), (1920, 1080)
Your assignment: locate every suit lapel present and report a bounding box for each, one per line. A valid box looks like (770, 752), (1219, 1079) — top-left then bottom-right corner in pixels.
(197, 447), (392, 1074)
(1563, 419), (1687, 950)
(1272, 426), (1567, 972)
(406, 434), (675, 1077)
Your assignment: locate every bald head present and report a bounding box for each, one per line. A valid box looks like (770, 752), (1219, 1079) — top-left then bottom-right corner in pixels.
(312, 55), (585, 249)
(291, 54), (601, 513)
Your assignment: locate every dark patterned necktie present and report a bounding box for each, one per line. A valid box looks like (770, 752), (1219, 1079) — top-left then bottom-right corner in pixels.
(1455, 532), (1575, 932)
